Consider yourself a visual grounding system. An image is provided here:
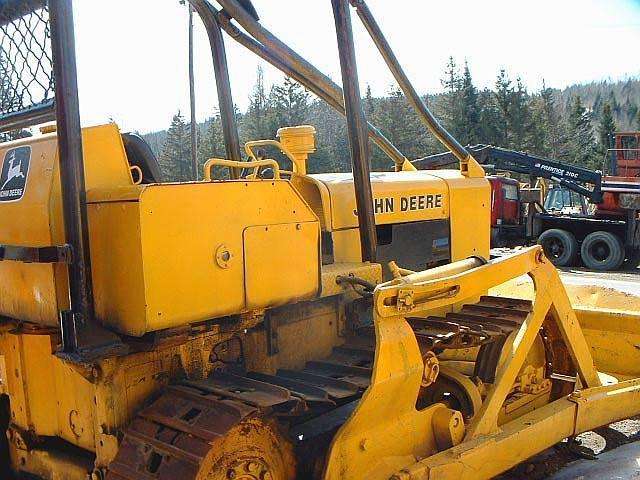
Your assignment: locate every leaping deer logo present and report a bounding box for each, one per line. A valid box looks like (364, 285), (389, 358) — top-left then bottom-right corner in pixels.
(1, 150), (25, 190)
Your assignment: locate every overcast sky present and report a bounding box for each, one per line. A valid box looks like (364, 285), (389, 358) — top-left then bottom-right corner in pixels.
(73, 0), (640, 134)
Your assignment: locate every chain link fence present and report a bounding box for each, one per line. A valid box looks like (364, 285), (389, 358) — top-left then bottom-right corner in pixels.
(0, 0), (54, 139)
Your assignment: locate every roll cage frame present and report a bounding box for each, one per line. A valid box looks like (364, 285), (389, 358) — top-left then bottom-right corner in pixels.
(0, 0), (478, 362)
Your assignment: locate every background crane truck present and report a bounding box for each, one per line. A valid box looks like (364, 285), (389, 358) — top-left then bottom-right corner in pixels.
(1, 1), (640, 480)
(416, 141), (640, 271)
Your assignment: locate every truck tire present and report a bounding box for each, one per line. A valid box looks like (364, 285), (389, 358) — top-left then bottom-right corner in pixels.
(580, 231), (624, 271)
(624, 250), (640, 271)
(538, 229), (577, 267)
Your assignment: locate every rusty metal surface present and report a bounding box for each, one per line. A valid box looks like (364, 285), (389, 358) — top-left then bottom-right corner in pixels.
(106, 295), (537, 479)
(106, 386), (253, 480)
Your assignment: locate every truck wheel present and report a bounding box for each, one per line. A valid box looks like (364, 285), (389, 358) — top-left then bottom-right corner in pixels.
(624, 251), (640, 271)
(538, 229), (577, 267)
(581, 231), (624, 271)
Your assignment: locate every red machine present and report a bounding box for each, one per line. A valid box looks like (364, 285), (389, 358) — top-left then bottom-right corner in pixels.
(488, 176), (523, 246)
(597, 132), (640, 216)
(416, 139), (640, 270)
(612, 132), (640, 178)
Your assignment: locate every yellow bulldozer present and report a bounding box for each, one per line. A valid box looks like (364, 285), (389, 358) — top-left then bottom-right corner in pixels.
(1, 1), (640, 480)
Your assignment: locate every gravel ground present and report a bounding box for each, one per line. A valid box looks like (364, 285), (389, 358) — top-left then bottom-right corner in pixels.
(500, 418), (640, 479)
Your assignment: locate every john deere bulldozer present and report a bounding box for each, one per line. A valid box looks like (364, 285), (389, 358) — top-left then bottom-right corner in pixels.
(1, 1), (640, 480)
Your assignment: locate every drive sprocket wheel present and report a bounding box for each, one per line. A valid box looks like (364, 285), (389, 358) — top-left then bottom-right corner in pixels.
(107, 387), (296, 480)
(199, 418), (296, 480)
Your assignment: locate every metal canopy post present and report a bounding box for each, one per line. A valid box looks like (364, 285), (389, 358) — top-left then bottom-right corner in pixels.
(331, 0), (377, 262)
(188, 4), (198, 180)
(49, 0), (93, 352)
(214, 0), (407, 168)
(350, 0), (470, 164)
(49, 0), (125, 360)
(190, 0), (242, 179)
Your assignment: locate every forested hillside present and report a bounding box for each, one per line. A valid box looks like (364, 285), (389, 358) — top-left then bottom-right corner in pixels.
(144, 60), (640, 181)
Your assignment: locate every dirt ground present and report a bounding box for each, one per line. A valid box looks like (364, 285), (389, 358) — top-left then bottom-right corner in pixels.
(494, 250), (640, 479)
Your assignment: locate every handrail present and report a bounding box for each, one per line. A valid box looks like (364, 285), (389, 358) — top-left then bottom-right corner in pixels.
(203, 157), (281, 181)
(244, 140), (302, 175)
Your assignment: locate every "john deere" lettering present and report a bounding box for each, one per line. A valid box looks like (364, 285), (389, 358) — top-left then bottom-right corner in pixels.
(374, 194), (443, 214)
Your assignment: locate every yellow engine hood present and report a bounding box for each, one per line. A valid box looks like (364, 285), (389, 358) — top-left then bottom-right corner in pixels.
(299, 170), (452, 231)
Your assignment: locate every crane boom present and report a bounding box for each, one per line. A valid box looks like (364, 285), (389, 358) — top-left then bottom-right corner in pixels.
(415, 144), (604, 203)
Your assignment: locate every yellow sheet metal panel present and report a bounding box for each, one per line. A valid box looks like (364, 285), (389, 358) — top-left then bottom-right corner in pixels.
(330, 228), (362, 263)
(310, 170), (450, 230)
(0, 124), (134, 326)
(0, 136), (60, 325)
(90, 180), (320, 336)
(17, 334), (59, 436)
(297, 170), (489, 264)
(81, 123), (135, 191)
(243, 222), (320, 309)
(89, 200), (147, 331)
(0, 138), (56, 246)
(290, 175), (332, 230)
(428, 170), (491, 261)
(0, 330), (96, 451)
(0, 123), (132, 246)
(0, 263), (61, 327)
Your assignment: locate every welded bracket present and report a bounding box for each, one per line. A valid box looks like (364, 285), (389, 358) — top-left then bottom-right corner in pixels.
(0, 244), (72, 263)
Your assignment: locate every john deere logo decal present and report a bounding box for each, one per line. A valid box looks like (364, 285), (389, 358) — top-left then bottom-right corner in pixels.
(0, 146), (30, 202)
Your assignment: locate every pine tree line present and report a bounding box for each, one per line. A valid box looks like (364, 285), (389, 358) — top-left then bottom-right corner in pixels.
(152, 61), (640, 180)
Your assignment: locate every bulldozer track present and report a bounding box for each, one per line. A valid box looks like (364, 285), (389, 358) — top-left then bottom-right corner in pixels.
(106, 296), (533, 479)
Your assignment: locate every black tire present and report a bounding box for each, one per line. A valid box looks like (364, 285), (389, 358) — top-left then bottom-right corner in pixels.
(624, 249), (640, 271)
(538, 229), (577, 267)
(580, 231), (624, 271)
(490, 227), (504, 248)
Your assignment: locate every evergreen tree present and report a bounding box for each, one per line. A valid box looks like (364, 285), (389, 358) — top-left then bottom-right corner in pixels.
(243, 66), (273, 141)
(474, 90), (500, 145)
(270, 77), (310, 128)
(440, 57), (462, 138)
(0, 52), (18, 115)
(493, 69), (513, 146)
(363, 84), (391, 167)
(159, 111), (192, 181)
(608, 91), (621, 117)
(592, 92), (603, 119)
(597, 102), (616, 154)
(508, 78), (534, 150)
(531, 82), (567, 158)
(566, 96), (598, 168)
(625, 101), (638, 128)
(308, 99), (348, 173)
(145, 74), (640, 178)
(458, 62), (481, 145)
(364, 84), (375, 118)
(375, 85), (427, 169)
(441, 57), (461, 97)
(198, 112), (227, 179)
